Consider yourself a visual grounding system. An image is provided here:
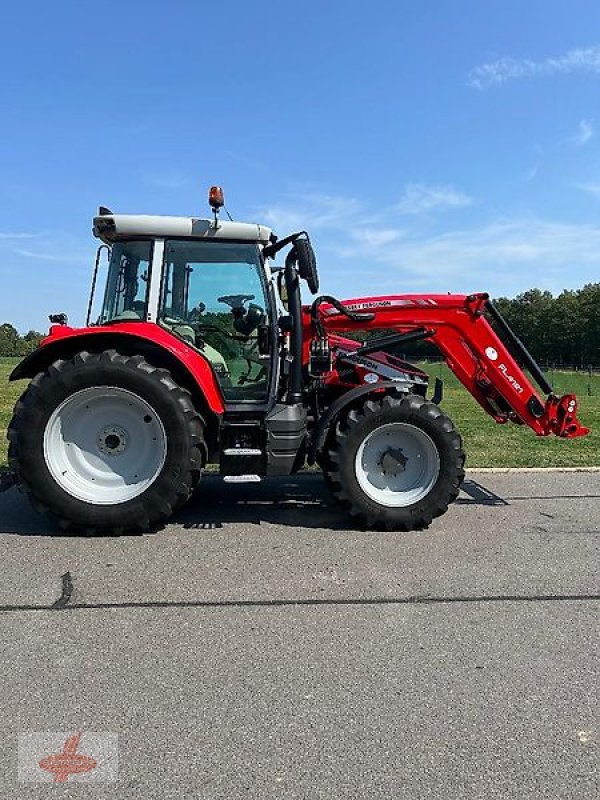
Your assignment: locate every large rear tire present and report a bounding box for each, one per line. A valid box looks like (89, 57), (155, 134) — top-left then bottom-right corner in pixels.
(322, 393), (465, 531)
(8, 350), (206, 534)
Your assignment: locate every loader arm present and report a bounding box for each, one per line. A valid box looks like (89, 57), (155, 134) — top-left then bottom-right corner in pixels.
(310, 292), (589, 439)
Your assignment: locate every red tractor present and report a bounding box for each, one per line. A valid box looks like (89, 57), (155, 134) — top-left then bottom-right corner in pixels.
(6, 188), (589, 533)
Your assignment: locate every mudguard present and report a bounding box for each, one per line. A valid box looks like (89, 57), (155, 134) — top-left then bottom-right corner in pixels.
(308, 381), (413, 465)
(10, 322), (226, 415)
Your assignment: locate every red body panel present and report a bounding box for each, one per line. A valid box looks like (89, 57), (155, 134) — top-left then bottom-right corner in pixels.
(320, 333), (430, 389)
(40, 322), (226, 414)
(304, 293), (588, 439)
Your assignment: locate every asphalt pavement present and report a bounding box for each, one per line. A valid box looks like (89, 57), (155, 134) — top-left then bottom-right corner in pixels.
(0, 470), (598, 798)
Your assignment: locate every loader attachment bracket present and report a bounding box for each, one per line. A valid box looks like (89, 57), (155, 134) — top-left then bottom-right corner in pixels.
(544, 394), (590, 438)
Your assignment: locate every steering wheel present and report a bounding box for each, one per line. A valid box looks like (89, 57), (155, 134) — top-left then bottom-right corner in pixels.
(217, 294), (255, 310)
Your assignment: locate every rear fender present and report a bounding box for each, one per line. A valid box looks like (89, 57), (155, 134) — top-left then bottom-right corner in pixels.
(10, 324), (226, 422)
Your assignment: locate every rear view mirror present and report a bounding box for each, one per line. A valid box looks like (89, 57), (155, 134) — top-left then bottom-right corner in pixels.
(294, 238), (319, 294)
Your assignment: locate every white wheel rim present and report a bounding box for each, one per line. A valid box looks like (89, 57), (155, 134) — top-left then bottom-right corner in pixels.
(354, 422), (440, 507)
(43, 387), (167, 505)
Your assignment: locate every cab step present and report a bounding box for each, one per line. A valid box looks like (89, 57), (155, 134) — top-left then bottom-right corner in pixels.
(220, 418), (266, 477)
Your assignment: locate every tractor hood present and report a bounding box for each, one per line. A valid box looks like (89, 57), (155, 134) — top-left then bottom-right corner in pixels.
(93, 212), (273, 245)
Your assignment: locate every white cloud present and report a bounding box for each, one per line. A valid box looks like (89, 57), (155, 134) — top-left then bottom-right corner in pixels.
(468, 45), (600, 90)
(0, 232), (40, 240)
(357, 229), (404, 247)
(330, 218), (600, 300)
(254, 191), (598, 297)
(395, 183), (473, 214)
(570, 119), (594, 146)
(15, 248), (90, 264)
(575, 182), (600, 198)
(359, 219), (600, 271)
(142, 171), (191, 190)
(0, 232), (95, 329)
(257, 193), (363, 233)
(258, 184), (471, 234)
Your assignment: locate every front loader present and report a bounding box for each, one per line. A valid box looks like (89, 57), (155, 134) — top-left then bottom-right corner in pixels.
(5, 187), (589, 533)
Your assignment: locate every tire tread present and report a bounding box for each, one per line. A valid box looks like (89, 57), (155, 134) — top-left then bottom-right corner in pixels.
(8, 349), (207, 534)
(322, 392), (465, 531)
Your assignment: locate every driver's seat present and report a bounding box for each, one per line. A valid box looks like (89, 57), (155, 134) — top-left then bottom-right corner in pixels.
(165, 320), (230, 378)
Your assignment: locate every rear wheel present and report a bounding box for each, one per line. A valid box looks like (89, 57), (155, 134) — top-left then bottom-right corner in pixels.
(322, 393), (465, 531)
(8, 350), (206, 534)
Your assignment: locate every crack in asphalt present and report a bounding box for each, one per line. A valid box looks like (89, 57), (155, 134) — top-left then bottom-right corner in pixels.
(50, 571), (73, 609)
(0, 587), (599, 614)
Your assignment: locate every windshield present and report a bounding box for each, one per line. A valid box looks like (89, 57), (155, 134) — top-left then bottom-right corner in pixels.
(99, 241), (152, 324)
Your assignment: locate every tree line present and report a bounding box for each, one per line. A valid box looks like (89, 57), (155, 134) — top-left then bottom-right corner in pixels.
(493, 283), (599, 368)
(0, 282), (598, 365)
(0, 324), (44, 357)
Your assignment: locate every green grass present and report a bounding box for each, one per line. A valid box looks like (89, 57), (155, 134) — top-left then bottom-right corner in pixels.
(0, 358), (24, 470)
(417, 361), (600, 468)
(1, 357), (598, 469)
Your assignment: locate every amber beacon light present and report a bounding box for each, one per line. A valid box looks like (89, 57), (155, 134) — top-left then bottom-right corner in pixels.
(209, 185), (225, 211)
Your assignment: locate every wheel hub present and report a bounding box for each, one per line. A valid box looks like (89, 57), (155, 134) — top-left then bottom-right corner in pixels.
(97, 425), (128, 456)
(379, 447), (408, 476)
(355, 422), (441, 508)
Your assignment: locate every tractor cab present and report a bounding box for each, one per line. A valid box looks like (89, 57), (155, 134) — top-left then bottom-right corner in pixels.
(89, 188), (323, 416)
(95, 234), (274, 401)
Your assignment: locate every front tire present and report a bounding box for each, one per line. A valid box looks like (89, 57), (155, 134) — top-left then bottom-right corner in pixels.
(322, 393), (465, 531)
(8, 350), (206, 534)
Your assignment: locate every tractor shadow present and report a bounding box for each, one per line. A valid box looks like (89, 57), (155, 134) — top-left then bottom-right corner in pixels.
(0, 475), (509, 537)
(458, 480), (509, 507)
(176, 473), (346, 531)
(0, 488), (66, 536)
(175, 475), (509, 531)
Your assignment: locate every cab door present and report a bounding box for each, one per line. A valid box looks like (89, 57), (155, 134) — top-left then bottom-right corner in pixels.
(160, 239), (276, 403)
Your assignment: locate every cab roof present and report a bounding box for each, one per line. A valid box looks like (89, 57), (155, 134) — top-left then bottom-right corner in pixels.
(93, 212), (273, 245)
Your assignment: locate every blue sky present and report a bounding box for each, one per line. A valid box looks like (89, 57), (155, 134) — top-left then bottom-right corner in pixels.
(2, 0), (600, 331)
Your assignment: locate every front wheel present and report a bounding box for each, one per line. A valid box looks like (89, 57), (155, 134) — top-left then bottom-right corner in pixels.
(8, 350), (206, 534)
(322, 393), (465, 531)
